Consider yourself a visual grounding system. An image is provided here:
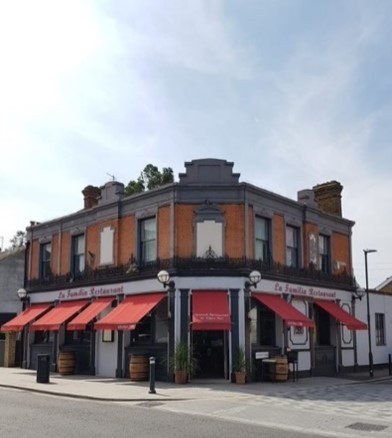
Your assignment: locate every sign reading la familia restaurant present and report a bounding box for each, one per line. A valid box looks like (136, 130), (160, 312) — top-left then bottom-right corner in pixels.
(260, 279), (337, 300)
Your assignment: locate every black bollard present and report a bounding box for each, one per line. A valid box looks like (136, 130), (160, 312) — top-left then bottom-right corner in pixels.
(389, 354), (392, 376)
(149, 356), (156, 394)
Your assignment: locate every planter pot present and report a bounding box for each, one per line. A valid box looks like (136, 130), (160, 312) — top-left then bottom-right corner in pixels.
(174, 370), (188, 384)
(234, 371), (246, 384)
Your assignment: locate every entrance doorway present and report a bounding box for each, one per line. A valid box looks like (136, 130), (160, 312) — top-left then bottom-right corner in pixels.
(192, 331), (226, 378)
(313, 305), (336, 376)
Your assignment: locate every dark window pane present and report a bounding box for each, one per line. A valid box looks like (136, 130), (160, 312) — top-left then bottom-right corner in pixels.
(140, 218), (156, 263)
(259, 305), (275, 346)
(286, 226), (299, 268)
(375, 313), (385, 345)
(72, 234), (85, 275)
(255, 217), (271, 261)
(319, 235), (330, 273)
(40, 243), (52, 280)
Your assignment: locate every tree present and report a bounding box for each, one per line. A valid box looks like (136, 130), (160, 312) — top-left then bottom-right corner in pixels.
(125, 164), (174, 196)
(8, 230), (26, 250)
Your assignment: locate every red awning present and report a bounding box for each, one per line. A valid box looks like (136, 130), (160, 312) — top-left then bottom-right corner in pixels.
(253, 293), (315, 328)
(30, 300), (90, 331)
(67, 297), (114, 331)
(314, 300), (367, 330)
(192, 291), (231, 331)
(94, 293), (166, 331)
(0, 303), (52, 332)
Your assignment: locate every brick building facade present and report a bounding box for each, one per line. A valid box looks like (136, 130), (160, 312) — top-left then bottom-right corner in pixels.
(1, 159), (367, 381)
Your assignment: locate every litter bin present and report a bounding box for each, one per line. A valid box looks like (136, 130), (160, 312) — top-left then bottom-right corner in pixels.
(36, 354), (50, 383)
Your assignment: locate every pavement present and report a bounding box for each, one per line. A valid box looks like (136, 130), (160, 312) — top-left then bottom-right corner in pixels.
(2, 367), (392, 437)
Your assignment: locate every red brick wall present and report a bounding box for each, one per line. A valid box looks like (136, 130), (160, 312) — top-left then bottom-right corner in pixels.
(273, 214), (285, 264)
(248, 205), (254, 258)
(332, 232), (351, 275)
(175, 205), (195, 258)
(158, 205), (171, 260)
(223, 205), (245, 257)
(29, 239), (39, 280)
(51, 233), (59, 275)
(118, 215), (135, 265)
(60, 231), (71, 275)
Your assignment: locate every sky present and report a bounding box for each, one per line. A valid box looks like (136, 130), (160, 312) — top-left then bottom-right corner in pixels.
(1, 0), (391, 289)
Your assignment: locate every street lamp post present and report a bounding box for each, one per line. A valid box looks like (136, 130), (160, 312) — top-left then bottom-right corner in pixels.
(17, 288), (28, 369)
(157, 270), (176, 384)
(364, 249), (377, 378)
(351, 288), (365, 372)
(244, 270), (262, 378)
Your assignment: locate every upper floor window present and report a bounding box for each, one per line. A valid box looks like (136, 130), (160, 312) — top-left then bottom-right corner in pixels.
(100, 226), (114, 265)
(40, 242), (52, 280)
(196, 220), (223, 258)
(319, 234), (330, 273)
(140, 217), (156, 263)
(375, 313), (386, 346)
(72, 234), (85, 276)
(194, 204), (224, 258)
(255, 217), (270, 262)
(286, 226), (299, 268)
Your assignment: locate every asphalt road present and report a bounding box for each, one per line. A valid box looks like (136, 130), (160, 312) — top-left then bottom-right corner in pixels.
(2, 387), (329, 438)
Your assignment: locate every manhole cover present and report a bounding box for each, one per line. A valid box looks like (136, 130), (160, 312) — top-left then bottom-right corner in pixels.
(346, 422), (388, 432)
(136, 401), (164, 408)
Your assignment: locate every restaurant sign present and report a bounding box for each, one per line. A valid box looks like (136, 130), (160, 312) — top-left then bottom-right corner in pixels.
(260, 279), (337, 300)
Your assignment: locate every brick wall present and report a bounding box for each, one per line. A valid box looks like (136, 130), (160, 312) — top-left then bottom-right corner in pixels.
(60, 231), (71, 275)
(175, 205), (195, 258)
(332, 232), (352, 275)
(223, 205), (245, 257)
(30, 240), (40, 280)
(52, 233), (59, 275)
(248, 205), (254, 259)
(118, 215), (135, 265)
(273, 214), (285, 264)
(158, 205), (171, 260)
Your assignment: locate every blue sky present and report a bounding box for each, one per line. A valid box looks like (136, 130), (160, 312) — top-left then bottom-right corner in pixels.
(1, 0), (391, 288)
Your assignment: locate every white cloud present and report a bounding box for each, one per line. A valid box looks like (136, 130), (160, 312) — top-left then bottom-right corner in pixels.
(0, 1), (391, 287)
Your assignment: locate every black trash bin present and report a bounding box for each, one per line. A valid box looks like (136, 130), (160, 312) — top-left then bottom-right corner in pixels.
(36, 354), (50, 383)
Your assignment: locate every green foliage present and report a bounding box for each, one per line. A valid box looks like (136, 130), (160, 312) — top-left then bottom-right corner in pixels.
(232, 347), (246, 372)
(170, 341), (198, 376)
(125, 164), (174, 196)
(8, 230), (26, 250)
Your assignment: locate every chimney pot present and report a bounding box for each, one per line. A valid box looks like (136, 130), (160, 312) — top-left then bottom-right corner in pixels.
(82, 185), (101, 209)
(313, 181), (343, 217)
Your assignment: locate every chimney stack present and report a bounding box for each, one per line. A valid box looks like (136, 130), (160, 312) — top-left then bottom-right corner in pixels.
(313, 181), (343, 217)
(82, 185), (101, 209)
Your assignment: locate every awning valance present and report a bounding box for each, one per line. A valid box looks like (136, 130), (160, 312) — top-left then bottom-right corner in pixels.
(30, 300), (90, 331)
(94, 293), (166, 331)
(67, 297), (114, 331)
(192, 291), (231, 331)
(0, 304), (52, 332)
(253, 293), (315, 328)
(314, 300), (367, 330)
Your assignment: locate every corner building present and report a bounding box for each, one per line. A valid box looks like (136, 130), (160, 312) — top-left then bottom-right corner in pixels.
(2, 159), (366, 381)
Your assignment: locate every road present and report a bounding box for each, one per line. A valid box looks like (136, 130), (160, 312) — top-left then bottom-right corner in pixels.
(2, 387), (337, 438)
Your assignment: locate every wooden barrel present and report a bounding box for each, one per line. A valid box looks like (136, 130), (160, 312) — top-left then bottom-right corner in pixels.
(129, 355), (149, 381)
(274, 356), (288, 382)
(58, 351), (76, 376)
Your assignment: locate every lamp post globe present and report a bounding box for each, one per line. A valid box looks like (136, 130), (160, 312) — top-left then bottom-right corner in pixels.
(17, 288), (27, 300)
(249, 270), (262, 286)
(157, 270), (170, 285)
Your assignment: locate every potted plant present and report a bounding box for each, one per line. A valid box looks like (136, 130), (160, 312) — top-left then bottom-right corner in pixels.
(233, 347), (246, 384)
(170, 341), (197, 384)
